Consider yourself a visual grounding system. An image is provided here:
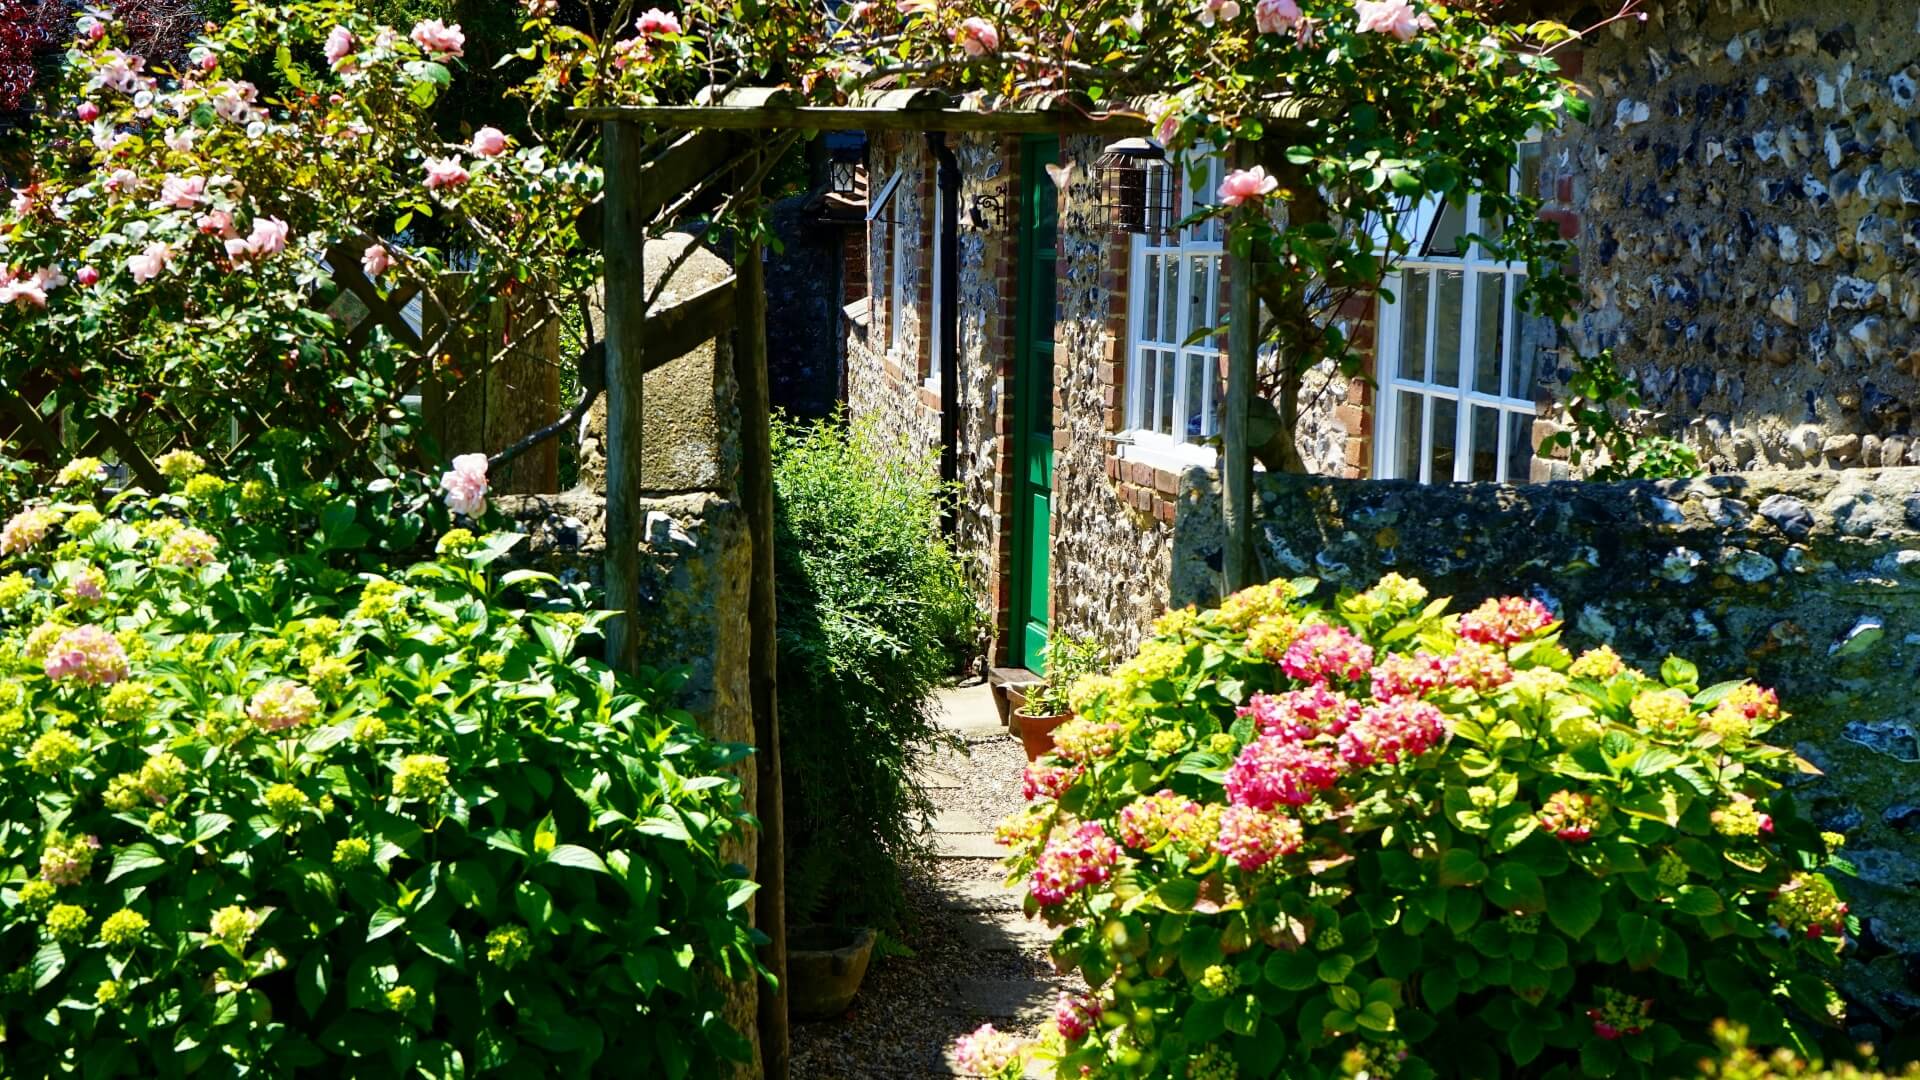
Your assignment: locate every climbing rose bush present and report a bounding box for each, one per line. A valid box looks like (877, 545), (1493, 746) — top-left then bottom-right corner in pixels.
(0, 463), (762, 1076)
(990, 576), (1852, 1078)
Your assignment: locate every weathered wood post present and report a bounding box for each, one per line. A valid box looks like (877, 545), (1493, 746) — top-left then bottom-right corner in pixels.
(733, 142), (791, 1080)
(1223, 141), (1257, 593)
(601, 120), (647, 674)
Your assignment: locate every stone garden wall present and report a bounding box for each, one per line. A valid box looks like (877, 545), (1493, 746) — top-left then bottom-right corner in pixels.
(1171, 465), (1920, 1027)
(1555, 0), (1920, 472)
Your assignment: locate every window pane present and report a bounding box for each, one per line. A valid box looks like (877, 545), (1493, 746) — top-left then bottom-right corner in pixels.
(1506, 411), (1535, 483)
(1434, 270), (1464, 387)
(1143, 254), (1162, 343)
(1430, 397), (1458, 482)
(1510, 308), (1553, 402)
(1473, 274), (1506, 396)
(1157, 352), (1176, 436)
(1184, 354), (1207, 443)
(1471, 406), (1500, 481)
(1160, 256), (1179, 342)
(1187, 255), (1213, 346)
(1424, 198), (1470, 257)
(1394, 390), (1424, 481)
(1517, 141), (1544, 199)
(1398, 271), (1430, 383)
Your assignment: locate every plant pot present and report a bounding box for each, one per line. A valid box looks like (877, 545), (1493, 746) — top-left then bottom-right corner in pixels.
(1017, 709), (1072, 762)
(787, 925), (878, 1022)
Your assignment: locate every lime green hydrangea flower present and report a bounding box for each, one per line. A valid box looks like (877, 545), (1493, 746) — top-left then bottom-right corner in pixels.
(393, 754), (451, 802)
(352, 716), (389, 744)
(96, 978), (127, 1007)
(101, 681), (155, 724)
(264, 783), (309, 821)
(0, 572), (32, 608)
(62, 509), (104, 537)
(386, 986), (418, 1012)
(333, 837), (373, 870)
(353, 578), (408, 622)
(16, 879), (56, 912)
(486, 925), (533, 969)
(1629, 688), (1695, 737)
(182, 474), (229, 503)
(99, 908), (149, 949)
(436, 528), (478, 556)
(1568, 645), (1627, 680)
(1189, 1044), (1240, 1080)
(238, 479), (275, 512)
(208, 905), (261, 950)
(1194, 964), (1238, 1001)
(25, 729), (84, 775)
(154, 450), (206, 480)
(55, 457), (106, 488)
(46, 903), (91, 943)
(1654, 850), (1689, 888)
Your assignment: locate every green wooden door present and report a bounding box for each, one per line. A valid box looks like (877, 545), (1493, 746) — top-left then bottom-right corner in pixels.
(1011, 136), (1059, 672)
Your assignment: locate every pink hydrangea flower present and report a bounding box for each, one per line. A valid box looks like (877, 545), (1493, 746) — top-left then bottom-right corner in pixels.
(1540, 790), (1600, 842)
(1226, 735), (1343, 809)
(1116, 789), (1205, 850)
(1239, 686), (1359, 740)
(127, 242), (174, 284)
(1197, 0), (1241, 27)
(1353, 0), (1431, 41)
(440, 453), (489, 516)
(1218, 165), (1279, 207)
(1027, 821), (1118, 906)
(471, 126), (508, 157)
(1053, 992), (1102, 1042)
(424, 158), (471, 190)
(44, 625), (131, 685)
(1214, 804), (1304, 871)
(38, 834), (100, 886)
(949, 1024), (1029, 1079)
(1369, 650), (1448, 701)
(1021, 761), (1083, 801)
(324, 26), (355, 68)
(611, 36), (652, 68)
(248, 680), (321, 732)
(1280, 622), (1375, 684)
(410, 19), (466, 57)
(362, 244), (392, 278)
(1458, 596), (1556, 646)
(1, 507), (58, 554)
(1443, 641), (1513, 692)
(635, 8), (683, 34)
(1254, 0), (1301, 34)
(955, 17), (1000, 56)
(1338, 699), (1448, 767)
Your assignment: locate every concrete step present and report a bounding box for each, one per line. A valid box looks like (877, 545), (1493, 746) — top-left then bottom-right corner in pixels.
(917, 766), (966, 790)
(936, 877), (1024, 912)
(929, 808), (992, 834)
(934, 833), (1005, 859)
(939, 976), (1059, 1021)
(954, 913), (1054, 952)
(933, 680), (1007, 737)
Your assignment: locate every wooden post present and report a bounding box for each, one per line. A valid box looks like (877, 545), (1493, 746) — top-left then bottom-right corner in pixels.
(1223, 144), (1257, 594)
(734, 147), (790, 1080)
(601, 120), (648, 674)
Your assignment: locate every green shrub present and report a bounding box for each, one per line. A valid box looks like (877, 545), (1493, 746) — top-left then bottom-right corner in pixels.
(0, 458), (762, 1077)
(990, 575), (1850, 1078)
(1698, 1021), (1920, 1080)
(772, 414), (978, 931)
(1026, 633), (1111, 717)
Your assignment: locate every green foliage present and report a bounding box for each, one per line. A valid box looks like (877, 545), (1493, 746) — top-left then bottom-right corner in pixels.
(1026, 633), (1109, 718)
(772, 414), (978, 931)
(1698, 1021), (1920, 1080)
(1540, 350), (1701, 481)
(996, 577), (1849, 1079)
(0, 460), (762, 1076)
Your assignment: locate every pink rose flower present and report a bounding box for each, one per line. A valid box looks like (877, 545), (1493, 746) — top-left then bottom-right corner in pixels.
(0, 271), (48, 310)
(1254, 0), (1301, 34)
(212, 80), (259, 123)
(165, 127), (197, 153)
(1353, 0), (1431, 41)
(79, 16), (105, 41)
(127, 242), (174, 284)
(635, 7), (683, 34)
(440, 453), (489, 517)
(103, 169), (138, 195)
(324, 25), (355, 68)
(198, 209), (235, 237)
(424, 158), (470, 190)
(955, 17), (1000, 56)
(76, 266), (100, 287)
(225, 216), (289, 262)
(471, 126), (507, 157)
(1198, 0), (1242, 27)
(1218, 165), (1279, 207)
(410, 19), (466, 57)
(157, 174), (206, 209)
(76, 102), (100, 122)
(362, 244), (392, 278)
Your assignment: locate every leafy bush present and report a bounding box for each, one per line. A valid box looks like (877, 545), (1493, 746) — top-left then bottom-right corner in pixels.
(1025, 633), (1109, 718)
(772, 414), (978, 931)
(992, 575), (1850, 1078)
(0, 458), (762, 1077)
(1698, 1022), (1920, 1080)
(1541, 350), (1701, 481)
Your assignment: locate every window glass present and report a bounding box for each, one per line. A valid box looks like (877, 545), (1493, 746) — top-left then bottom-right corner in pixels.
(1433, 270), (1464, 387)
(1473, 274), (1505, 396)
(1399, 271), (1430, 383)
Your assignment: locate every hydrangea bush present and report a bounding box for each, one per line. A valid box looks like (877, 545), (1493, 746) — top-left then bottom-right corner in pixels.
(991, 576), (1851, 1078)
(0, 460), (763, 1076)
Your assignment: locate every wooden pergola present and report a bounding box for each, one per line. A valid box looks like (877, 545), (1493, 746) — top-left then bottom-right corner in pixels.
(576, 88), (1297, 1078)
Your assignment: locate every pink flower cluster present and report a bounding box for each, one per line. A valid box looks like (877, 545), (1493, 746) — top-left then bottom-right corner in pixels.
(248, 680), (321, 732)
(91, 49), (153, 95)
(949, 1023), (1027, 1078)
(955, 17), (1000, 56)
(226, 217), (290, 262)
(1254, 0), (1301, 34)
(410, 19), (465, 57)
(440, 453), (489, 516)
(1353, 0), (1432, 41)
(1443, 641), (1512, 692)
(1021, 761), (1082, 801)
(1214, 804), (1304, 871)
(325, 26), (356, 70)
(1028, 822), (1119, 906)
(1369, 650), (1447, 701)
(128, 241), (174, 284)
(39, 834), (100, 886)
(44, 625), (131, 685)
(1116, 789), (1205, 850)
(612, 9), (682, 68)
(1458, 596), (1556, 646)
(0, 266), (62, 310)
(1239, 686), (1359, 740)
(1336, 699), (1447, 767)
(1197, 0), (1240, 28)
(1225, 737), (1341, 809)
(1539, 790), (1600, 842)
(1053, 992), (1102, 1042)
(1280, 622), (1374, 684)
(0, 507), (57, 554)
(424, 158), (471, 190)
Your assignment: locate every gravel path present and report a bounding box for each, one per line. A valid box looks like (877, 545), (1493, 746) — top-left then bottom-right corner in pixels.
(790, 683), (1069, 1079)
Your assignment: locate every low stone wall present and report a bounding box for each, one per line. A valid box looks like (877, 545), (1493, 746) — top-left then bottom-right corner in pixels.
(1172, 467), (1920, 1027)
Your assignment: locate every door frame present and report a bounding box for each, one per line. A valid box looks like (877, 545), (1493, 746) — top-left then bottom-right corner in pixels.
(1008, 134), (1059, 672)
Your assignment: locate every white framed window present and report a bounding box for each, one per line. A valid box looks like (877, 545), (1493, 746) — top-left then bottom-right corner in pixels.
(867, 167), (907, 352)
(1123, 152), (1228, 469)
(1373, 142), (1551, 483)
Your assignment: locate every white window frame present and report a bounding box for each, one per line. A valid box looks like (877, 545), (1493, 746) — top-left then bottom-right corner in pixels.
(1121, 151), (1228, 472)
(867, 167), (907, 351)
(926, 178), (944, 392)
(1372, 142), (1545, 484)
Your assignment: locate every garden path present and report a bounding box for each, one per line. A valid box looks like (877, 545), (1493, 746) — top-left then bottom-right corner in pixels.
(788, 682), (1068, 1078)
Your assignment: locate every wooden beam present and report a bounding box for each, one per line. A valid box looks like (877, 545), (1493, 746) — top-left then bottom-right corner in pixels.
(1223, 145), (1257, 594)
(632, 129), (740, 222)
(601, 120), (649, 674)
(640, 276), (737, 371)
(733, 148), (790, 1080)
(570, 104), (1157, 134)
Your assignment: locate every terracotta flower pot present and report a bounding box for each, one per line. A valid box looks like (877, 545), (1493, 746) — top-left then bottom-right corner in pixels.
(787, 925), (878, 1022)
(1017, 709), (1072, 762)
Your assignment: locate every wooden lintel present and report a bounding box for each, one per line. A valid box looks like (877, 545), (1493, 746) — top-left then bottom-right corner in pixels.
(634, 129), (741, 221)
(571, 104), (1158, 134)
(640, 276), (738, 371)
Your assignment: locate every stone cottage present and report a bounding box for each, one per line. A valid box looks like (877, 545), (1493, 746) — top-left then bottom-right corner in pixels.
(838, 0), (1920, 674)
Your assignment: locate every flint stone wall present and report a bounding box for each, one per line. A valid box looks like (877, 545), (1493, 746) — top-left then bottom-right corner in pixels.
(1173, 466), (1920, 1026)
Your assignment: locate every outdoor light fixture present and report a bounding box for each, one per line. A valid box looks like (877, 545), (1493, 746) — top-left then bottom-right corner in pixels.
(1095, 137), (1172, 238)
(828, 147), (864, 198)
